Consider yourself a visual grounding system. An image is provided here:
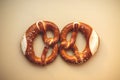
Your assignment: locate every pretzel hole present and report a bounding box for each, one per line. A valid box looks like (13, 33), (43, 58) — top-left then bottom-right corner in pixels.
(46, 48), (52, 57)
(46, 30), (54, 38)
(66, 31), (72, 41)
(33, 35), (44, 57)
(66, 49), (74, 56)
(76, 32), (86, 52)
(65, 32), (74, 56)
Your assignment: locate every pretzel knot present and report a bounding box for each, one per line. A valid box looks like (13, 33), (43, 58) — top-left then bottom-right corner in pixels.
(21, 21), (60, 66)
(60, 22), (100, 64)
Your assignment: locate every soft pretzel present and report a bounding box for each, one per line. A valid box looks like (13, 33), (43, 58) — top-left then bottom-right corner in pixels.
(21, 21), (60, 65)
(60, 22), (100, 64)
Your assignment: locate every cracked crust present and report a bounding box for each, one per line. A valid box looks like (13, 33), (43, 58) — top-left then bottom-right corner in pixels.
(60, 22), (100, 64)
(21, 21), (60, 66)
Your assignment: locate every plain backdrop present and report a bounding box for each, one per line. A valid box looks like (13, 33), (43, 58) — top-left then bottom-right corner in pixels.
(0, 0), (120, 80)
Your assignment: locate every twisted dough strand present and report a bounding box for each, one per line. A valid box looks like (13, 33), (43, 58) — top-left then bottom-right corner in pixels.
(60, 22), (99, 64)
(21, 21), (60, 66)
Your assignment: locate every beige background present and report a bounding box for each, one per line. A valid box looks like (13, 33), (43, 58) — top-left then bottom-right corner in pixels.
(0, 0), (120, 80)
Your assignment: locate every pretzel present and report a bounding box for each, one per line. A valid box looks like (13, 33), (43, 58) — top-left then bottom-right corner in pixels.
(60, 22), (100, 64)
(21, 21), (60, 66)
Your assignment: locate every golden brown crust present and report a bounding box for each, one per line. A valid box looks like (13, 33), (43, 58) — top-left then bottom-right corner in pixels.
(24, 21), (60, 66)
(21, 21), (99, 65)
(59, 22), (94, 64)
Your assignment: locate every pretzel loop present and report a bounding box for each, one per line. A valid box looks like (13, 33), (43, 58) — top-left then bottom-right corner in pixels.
(60, 22), (99, 64)
(21, 21), (60, 66)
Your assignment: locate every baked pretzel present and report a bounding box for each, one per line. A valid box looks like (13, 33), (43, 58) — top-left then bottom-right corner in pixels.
(60, 22), (100, 64)
(21, 21), (60, 65)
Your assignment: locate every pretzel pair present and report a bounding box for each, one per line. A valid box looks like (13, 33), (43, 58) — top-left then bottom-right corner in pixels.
(21, 21), (100, 66)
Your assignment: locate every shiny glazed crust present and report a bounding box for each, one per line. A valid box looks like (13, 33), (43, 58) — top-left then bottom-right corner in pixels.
(59, 22), (99, 64)
(21, 21), (60, 66)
